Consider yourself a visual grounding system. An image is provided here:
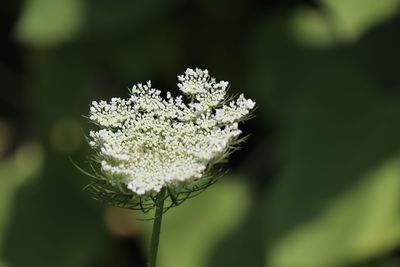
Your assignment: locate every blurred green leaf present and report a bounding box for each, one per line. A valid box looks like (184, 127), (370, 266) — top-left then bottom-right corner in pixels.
(1, 46), (109, 267)
(320, 0), (400, 41)
(267, 156), (400, 267)
(138, 178), (250, 267)
(0, 158), (25, 254)
(211, 13), (400, 267)
(0, 143), (43, 266)
(289, 7), (336, 48)
(1, 152), (110, 267)
(16, 0), (85, 47)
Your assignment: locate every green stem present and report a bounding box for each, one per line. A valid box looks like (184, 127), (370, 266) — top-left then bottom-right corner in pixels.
(148, 187), (166, 267)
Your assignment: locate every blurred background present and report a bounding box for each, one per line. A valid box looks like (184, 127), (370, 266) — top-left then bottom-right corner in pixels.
(1, 0), (400, 266)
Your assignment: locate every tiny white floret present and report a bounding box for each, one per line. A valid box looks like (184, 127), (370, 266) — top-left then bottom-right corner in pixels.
(88, 68), (255, 195)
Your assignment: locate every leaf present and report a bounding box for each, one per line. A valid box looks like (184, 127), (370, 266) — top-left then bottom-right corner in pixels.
(267, 156), (400, 267)
(15, 0), (84, 47)
(319, 0), (400, 41)
(137, 177), (250, 267)
(211, 12), (400, 267)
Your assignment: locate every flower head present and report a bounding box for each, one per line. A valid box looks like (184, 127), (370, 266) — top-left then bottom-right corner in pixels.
(85, 68), (255, 210)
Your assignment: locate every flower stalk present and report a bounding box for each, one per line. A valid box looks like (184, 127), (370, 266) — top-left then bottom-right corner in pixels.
(148, 187), (166, 267)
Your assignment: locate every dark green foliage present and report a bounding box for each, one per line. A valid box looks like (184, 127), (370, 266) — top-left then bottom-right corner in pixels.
(1, 1), (400, 267)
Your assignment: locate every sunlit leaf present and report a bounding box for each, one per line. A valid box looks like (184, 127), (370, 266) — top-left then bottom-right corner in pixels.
(138, 178), (250, 267)
(320, 0), (400, 41)
(267, 156), (400, 267)
(16, 0), (84, 47)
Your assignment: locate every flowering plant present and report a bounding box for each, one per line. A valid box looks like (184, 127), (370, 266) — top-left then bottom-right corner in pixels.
(82, 68), (255, 266)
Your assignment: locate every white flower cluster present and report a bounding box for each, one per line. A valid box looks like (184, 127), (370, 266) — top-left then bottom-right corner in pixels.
(88, 68), (255, 195)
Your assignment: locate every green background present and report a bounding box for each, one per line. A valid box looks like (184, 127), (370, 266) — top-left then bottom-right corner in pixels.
(1, 0), (400, 266)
